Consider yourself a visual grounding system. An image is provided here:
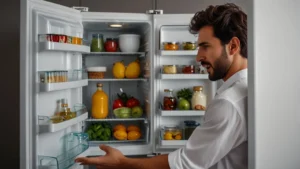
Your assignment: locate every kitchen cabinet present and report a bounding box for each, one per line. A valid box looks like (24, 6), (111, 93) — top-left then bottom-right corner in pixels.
(81, 0), (153, 13)
(156, 0), (227, 14)
(45, 0), (80, 7)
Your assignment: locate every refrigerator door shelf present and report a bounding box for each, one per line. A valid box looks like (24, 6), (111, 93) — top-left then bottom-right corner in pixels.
(38, 132), (89, 169)
(160, 110), (205, 116)
(160, 74), (209, 80)
(38, 79), (88, 92)
(84, 52), (146, 57)
(160, 50), (197, 56)
(160, 140), (187, 148)
(88, 78), (148, 82)
(39, 41), (90, 53)
(39, 112), (88, 133)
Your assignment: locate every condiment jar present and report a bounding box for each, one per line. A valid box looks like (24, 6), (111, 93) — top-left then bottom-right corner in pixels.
(163, 89), (177, 110)
(104, 38), (118, 52)
(191, 86), (207, 110)
(163, 42), (179, 50)
(184, 120), (200, 139)
(91, 34), (104, 52)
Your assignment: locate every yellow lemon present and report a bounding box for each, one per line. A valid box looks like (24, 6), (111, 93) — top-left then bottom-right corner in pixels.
(164, 132), (173, 140)
(125, 59), (140, 79)
(113, 61), (125, 79)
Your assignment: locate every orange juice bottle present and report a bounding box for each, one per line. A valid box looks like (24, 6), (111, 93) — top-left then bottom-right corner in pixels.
(92, 83), (109, 119)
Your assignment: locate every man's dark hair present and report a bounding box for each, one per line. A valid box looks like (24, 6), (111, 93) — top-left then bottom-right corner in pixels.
(190, 3), (247, 58)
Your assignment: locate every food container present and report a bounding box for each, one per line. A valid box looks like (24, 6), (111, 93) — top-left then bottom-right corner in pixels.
(163, 89), (177, 110)
(163, 42), (179, 50)
(184, 120), (200, 139)
(91, 34), (104, 52)
(181, 65), (195, 74)
(72, 37), (83, 45)
(182, 42), (197, 50)
(161, 126), (183, 140)
(163, 65), (177, 74)
(67, 36), (72, 44)
(105, 38), (118, 52)
(87, 67), (107, 79)
(38, 34), (67, 43)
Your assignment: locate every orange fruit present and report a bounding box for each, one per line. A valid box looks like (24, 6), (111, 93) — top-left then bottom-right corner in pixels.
(114, 130), (127, 140)
(127, 131), (141, 140)
(127, 125), (141, 133)
(175, 134), (182, 140)
(113, 124), (126, 132)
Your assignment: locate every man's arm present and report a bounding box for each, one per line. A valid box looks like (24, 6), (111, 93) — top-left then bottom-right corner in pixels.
(75, 145), (170, 169)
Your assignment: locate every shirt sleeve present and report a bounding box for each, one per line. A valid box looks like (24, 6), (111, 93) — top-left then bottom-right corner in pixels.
(168, 99), (246, 169)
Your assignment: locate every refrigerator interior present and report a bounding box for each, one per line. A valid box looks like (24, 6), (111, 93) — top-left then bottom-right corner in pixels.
(81, 20), (153, 152)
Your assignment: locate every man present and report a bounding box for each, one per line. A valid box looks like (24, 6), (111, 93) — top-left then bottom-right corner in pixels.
(75, 3), (248, 169)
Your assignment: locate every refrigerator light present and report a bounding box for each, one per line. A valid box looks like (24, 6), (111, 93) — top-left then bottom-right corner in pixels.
(110, 24), (123, 28)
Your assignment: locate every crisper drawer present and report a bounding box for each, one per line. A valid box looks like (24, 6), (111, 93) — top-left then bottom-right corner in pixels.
(84, 119), (149, 146)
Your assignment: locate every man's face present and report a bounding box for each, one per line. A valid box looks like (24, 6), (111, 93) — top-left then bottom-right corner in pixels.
(196, 26), (232, 81)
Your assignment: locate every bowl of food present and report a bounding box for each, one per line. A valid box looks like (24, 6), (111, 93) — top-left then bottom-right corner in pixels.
(119, 34), (140, 52)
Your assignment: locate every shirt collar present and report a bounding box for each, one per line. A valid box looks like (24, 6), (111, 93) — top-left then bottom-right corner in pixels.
(216, 69), (248, 95)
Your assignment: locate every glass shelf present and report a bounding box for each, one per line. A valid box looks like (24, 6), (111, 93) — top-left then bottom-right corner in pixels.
(38, 132), (89, 169)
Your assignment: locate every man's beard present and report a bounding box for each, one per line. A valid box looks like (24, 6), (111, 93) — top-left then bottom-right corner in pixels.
(202, 48), (232, 81)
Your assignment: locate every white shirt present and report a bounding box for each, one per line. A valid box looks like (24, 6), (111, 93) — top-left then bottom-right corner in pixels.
(168, 69), (248, 169)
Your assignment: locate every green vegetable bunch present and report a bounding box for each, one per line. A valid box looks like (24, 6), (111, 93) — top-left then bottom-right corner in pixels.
(86, 122), (112, 141)
(177, 88), (193, 100)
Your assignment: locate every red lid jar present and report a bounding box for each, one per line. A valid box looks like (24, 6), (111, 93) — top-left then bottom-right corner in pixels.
(104, 38), (118, 52)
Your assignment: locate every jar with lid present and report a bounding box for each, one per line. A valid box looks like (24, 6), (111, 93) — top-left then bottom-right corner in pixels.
(184, 120), (200, 139)
(104, 38), (118, 52)
(191, 86), (207, 110)
(163, 42), (179, 50)
(91, 34), (104, 52)
(162, 126), (182, 140)
(163, 89), (177, 110)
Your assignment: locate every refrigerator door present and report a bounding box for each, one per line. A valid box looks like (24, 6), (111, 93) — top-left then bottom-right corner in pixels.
(152, 14), (217, 153)
(78, 12), (154, 156)
(21, 0), (88, 169)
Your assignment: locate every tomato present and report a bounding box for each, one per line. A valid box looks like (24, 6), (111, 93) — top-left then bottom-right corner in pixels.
(126, 97), (140, 108)
(113, 99), (124, 110)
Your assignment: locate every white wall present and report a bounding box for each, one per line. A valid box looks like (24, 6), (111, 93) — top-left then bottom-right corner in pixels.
(250, 0), (300, 168)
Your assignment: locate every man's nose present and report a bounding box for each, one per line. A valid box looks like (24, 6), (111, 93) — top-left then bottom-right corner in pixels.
(196, 50), (205, 62)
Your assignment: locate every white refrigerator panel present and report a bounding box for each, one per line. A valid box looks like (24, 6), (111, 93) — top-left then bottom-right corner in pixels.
(21, 0), (86, 169)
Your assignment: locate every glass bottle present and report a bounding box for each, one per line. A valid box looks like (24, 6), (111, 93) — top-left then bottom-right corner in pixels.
(92, 83), (109, 119)
(191, 86), (207, 110)
(163, 89), (177, 110)
(59, 98), (71, 120)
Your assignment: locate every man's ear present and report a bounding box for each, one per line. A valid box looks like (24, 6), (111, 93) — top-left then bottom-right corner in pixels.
(228, 37), (240, 55)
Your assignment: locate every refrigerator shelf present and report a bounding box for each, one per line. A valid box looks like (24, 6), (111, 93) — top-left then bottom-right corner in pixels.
(88, 78), (148, 82)
(160, 110), (205, 116)
(38, 79), (88, 92)
(38, 132), (89, 169)
(85, 116), (148, 122)
(160, 50), (197, 56)
(39, 112), (88, 133)
(39, 42), (90, 53)
(89, 139), (146, 146)
(160, 140), (187, 147)
(160, 74), (208, 79)
(84, 52), (146, 57)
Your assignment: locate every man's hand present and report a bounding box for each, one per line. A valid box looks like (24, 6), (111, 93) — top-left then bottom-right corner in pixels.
(75, 144), (126, 168)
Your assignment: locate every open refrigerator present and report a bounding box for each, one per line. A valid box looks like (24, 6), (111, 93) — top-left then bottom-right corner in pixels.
(20, 0), (217, 168)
